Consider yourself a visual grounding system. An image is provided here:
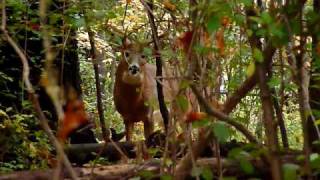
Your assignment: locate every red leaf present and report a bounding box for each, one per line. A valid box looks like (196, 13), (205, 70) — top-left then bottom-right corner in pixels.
(185, 111), (207, 123)
(57, 100), (89, 142)
(176, 31), (194, 55)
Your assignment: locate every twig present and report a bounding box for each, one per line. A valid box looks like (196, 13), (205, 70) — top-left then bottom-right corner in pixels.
(122, 2), (129, 31)
(190, 85), (257, 143)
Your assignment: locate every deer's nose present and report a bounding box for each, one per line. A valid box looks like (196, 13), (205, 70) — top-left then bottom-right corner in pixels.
(128, 64), (140, 75)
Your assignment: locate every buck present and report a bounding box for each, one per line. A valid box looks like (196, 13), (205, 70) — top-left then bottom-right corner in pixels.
(113, 39), (160, 141)
(114, 38), (201, 141)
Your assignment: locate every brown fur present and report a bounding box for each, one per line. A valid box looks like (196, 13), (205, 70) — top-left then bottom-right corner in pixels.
(114, 40), (199, 141)
(114, 50), (157, 141)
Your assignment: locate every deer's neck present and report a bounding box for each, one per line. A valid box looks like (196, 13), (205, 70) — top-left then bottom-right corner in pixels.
(116, 60), (145, 100)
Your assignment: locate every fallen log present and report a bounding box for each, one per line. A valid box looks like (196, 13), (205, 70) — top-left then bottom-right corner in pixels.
(0, 158), (270, 180)
(64, 139), (252, 165)
(65, 142), (136, 165)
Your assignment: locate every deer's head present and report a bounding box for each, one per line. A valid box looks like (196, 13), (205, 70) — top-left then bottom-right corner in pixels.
(120, 38), (148, 85)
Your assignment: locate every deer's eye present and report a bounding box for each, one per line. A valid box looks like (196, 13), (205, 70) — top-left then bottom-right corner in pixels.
(141, 54), (146, 58)
(124, 52), (130, 57)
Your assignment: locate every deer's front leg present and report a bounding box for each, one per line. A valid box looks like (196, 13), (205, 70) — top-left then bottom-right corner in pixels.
(143, 116), (154, 140)
(125, 121), (134, 142)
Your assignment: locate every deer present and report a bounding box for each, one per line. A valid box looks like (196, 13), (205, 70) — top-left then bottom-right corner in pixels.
(114, 38), (203, 142)
(113, 39), (159, 141)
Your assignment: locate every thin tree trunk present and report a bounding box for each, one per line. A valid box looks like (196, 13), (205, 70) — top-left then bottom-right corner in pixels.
(271, 90), (289, 148)
(256, 60), (282, 180)
(308, 0), (320, 152)
(84, 15), (109, 142)
(267, 58), (289, 148)
(295, 2), (312, 178)
(142, 0), (170, 132)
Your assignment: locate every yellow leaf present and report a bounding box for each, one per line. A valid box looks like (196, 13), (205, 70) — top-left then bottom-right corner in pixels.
(163, 0), (176, 11)
(40, 72), (49, 87)
(246, 61), (255, 77)
(315, 119), (320, 126)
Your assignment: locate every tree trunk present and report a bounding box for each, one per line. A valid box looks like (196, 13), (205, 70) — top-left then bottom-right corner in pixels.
(308, 0), (320, 152)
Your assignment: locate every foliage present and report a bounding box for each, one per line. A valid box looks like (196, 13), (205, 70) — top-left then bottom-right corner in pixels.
(0, 107), (52, 172)
(1, 0), (320, 178)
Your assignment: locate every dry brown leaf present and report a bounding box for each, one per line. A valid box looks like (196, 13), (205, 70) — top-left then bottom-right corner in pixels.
(163, 0), (176, 11)
(215, 29), (225, 56)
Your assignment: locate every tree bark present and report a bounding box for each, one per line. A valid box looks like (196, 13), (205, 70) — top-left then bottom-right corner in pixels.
(308, 0), (320, 152)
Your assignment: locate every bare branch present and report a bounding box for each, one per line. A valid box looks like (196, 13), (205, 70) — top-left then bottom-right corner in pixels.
(190, 85), (257, 143)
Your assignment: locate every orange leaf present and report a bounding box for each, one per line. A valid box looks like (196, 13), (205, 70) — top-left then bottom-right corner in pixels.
(57, 100), (89, 142)
(215, 29), (225, 56)
(126, 0), (132, 4)
(202, 31), (211, 48)
(176, 31), (194, 55)
(221, 16), (230, 28)
(163, 0), (176, 11)
(185, 111), (207, 123)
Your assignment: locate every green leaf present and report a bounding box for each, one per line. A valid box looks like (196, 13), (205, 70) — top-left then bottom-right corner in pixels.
(179, 80), (189, 90)
(246, 61), (255, 77)
(191, 166), (202, 177)
(253, 48), (263, 62)
(283, 163), (299, 180)
(310, 153), (320, 169)
(207, 16), (220, 33)
(239, 158), (254, 174)
(267, 76), (280, 88)
(177, 95), (189, 112)
(310, 153), (320, 161)
(106, 11), (117, 19)
(261, 12), (272, 24)
(256, 29), (267, 37)
(315, 119), (320, 126)
(222, 177), (237, 180)
(143, 47), (153, 57)
(161, 174), (173, 180)
(73, 17), (85, 28)
(234, 14), (245, 25)
(212, 122), (230, 143)
(138, 170), (154, 179)
(249, 16), (262, 24)
(201, 166), (213, 180)
(129, 177), (141, 180)
(246, 29), (253, 37)
(192, 118), (210, 128)
(240, 0), (253, 6)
